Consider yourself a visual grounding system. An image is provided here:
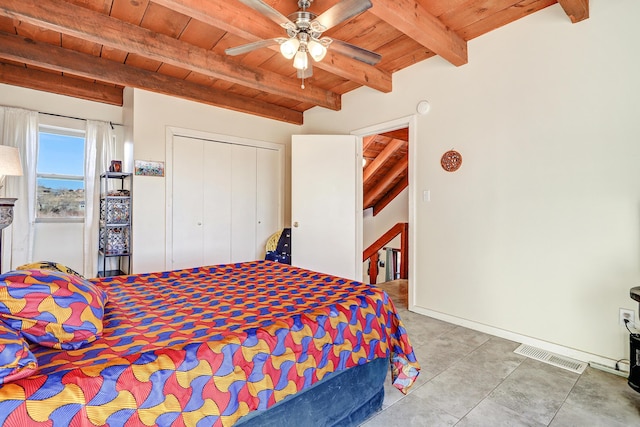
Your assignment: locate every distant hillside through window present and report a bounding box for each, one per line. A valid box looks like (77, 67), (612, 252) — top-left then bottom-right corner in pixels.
(36, 130), (85, 219)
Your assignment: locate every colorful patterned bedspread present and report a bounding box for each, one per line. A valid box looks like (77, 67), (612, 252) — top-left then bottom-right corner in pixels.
(0, 261), (420, 426)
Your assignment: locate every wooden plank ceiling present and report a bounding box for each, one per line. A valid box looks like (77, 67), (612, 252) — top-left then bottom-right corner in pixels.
(0, 0), (587, 125)
(363, 128), (408, 214)
(0, 0), (588, 214)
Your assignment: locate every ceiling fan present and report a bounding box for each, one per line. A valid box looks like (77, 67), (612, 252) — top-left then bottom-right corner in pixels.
(226, 0), (382, 87)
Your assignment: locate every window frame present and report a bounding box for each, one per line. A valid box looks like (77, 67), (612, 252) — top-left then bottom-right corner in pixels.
(36, 119), (87, 224)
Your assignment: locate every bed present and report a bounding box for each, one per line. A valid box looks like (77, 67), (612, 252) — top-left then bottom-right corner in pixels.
(0, 260), (420, 426)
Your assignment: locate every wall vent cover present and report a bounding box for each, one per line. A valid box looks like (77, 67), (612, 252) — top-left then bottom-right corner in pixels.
(514, 344), (587, 374)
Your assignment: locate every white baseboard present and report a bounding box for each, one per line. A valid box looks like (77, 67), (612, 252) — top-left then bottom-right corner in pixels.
(410, 305), (630, 375)
(589, 361), (629, 377)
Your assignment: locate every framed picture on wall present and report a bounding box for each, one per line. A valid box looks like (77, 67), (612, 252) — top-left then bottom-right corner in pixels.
(134, 160), (164, 177)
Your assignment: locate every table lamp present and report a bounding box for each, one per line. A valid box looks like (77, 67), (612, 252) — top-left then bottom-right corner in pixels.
(0, 145), (24, 272)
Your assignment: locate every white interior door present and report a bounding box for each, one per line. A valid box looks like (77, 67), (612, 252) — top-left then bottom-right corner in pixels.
(291, 134), (362, 280)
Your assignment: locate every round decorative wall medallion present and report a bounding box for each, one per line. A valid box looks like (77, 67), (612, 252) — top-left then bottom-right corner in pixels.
(441, 150), (462, 172)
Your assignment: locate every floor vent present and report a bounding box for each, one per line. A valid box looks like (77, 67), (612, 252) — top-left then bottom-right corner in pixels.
(514, 344), (587, 374)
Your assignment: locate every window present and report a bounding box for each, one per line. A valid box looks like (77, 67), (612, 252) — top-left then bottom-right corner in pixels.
(36, 126), (86, 220)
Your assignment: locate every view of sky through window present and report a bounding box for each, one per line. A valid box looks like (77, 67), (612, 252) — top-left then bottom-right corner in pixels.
(36, 131), (86, 218)
(37, 132), (85, 190)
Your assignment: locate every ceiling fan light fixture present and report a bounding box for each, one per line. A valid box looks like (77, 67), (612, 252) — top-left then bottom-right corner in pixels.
(227, 0), (380, 90)
(280, 37), (300, 59)
(293, 50), (309, 70)
(307, 39), (327, 62)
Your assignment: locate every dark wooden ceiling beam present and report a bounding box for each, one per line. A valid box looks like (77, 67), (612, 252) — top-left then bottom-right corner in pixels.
(557, 0), (589, 23)
(0, 62), (123, 106)
(362, 135), (377, 152)
(363, 138), (405, 183)
(380, 128), (409, 140)
(0, 0), (340, 110)
(363, 157), (408, 208)
(0, 32), (303, 124)
(369, 0), (468, 67)
(154, 0), (393, 93)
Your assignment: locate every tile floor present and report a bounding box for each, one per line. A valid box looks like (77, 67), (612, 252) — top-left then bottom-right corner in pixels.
(361, 281), (640, 426)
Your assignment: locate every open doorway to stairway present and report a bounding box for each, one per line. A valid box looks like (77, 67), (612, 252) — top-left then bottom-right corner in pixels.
(360, 126), (409, 305)
(376, 280), (408, 310)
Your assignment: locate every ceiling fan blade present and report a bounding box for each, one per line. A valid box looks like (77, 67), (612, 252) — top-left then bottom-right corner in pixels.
(312, 0), (372, 32)
(329, 39), (381, 65)
(225, 38), (282, 56)
(237, 0), (294, 29)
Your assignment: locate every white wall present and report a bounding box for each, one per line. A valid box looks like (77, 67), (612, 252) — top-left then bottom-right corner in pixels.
(303, 0), (640, 364)
(362, 188), (408, 283)
(0, 84), (123, 275)
(127, 89), (299, 274)
(31, 223), (83, 272)
(0, 84), (123, 124)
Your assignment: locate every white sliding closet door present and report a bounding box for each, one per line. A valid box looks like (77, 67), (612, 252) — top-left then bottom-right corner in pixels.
(172, 137), (206, 270)
(230, 145), (280, 261)
(203, 141), (232, 265)
(256, 148), (280, 259)
(230, 145), (257, 263)
(169, 132), (283, 270)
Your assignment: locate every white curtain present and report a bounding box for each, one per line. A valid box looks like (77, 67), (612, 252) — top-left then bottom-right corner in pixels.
(84, 120), (115, 278)
(0, 107), (38, 272)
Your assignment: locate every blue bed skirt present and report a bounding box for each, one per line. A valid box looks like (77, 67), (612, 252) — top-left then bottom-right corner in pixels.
(234, 356), (389, 426)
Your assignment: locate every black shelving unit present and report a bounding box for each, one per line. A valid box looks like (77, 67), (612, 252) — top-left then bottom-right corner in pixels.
(98, 172), (132, 277)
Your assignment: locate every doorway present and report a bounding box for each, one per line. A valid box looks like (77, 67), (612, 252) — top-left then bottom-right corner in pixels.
(352, 116), (417, 309)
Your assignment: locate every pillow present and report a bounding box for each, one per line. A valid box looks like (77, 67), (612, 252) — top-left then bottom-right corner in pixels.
(0, 269), (108, 350)
(16, 261), (86, 279)
(0, 320), (37, 384)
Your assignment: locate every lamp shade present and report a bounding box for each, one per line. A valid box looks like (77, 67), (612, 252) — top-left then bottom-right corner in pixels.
(280, 38), (300, 60)
(0, 146), (23, 177)
(293, 50), (309, 70)
(307, 39), (327, 62)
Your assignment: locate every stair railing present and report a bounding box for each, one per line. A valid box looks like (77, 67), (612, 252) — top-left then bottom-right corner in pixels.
(363, 222), (408, 284)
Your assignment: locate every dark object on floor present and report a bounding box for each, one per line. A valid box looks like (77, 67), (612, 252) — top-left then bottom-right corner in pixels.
(265, 227), (291, 264)
(629, 286), (640, 392)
